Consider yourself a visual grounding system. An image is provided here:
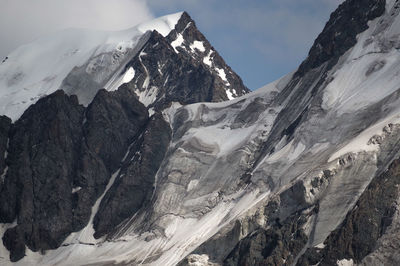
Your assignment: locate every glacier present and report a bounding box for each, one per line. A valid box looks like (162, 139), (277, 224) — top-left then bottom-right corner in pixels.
(0, 12), (183, 121)
(1, 0), (400, 265)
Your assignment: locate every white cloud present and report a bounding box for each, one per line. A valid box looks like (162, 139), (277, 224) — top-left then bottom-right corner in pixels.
(0, 0), (154, 59)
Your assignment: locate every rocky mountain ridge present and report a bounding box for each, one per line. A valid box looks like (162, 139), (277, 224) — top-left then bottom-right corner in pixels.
(0, 11), (249, 263)
(1, 0), (400, 265)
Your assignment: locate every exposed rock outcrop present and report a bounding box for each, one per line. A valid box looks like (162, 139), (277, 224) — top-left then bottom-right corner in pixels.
(0, 87), (149, 261)
(298, 158), (400, 265)
(121, 12), (249, 112)
(0, 115), (11, 182)
(93, 113), (172, 238)
(0, 91), (85, 261)
(222, 202), (314, 266)
(2, 1), (400, 265)
(297, 0), (386, 76)
(0, 11), (251, 262)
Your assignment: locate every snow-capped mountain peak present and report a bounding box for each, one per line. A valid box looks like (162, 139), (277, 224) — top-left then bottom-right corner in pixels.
(2, 1), (400, 266)
(0, 11), (248, 122)
(0, 12), (183, 121)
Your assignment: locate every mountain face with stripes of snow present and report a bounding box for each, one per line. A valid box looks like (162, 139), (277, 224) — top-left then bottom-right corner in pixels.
(0, 12), (248, 121)
(2, 0), (400, 265)
(0, 11), (249, 264)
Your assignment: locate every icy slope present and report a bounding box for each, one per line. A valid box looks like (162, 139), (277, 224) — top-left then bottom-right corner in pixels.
(2, 0), (400, 265)
(8, 73), (290, 266)
(0, 11), (248, 122)
(0, 12), (183, 121)
(322, 0), (400, 114)
(110, 0), (400, 264)
(0, 11), (251, 265)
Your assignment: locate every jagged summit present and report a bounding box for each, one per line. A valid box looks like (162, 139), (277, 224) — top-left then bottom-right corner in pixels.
(106, 11), (249, 113)
(0, 10), (250, 265)
(297, 0), (386, 76)
(2, 1), (400, 265)
(0, 11), (248, 121)
(167, 12), (249, 101)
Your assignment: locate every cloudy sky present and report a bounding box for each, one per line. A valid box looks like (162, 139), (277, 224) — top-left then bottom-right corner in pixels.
(0, 0), (343, 89)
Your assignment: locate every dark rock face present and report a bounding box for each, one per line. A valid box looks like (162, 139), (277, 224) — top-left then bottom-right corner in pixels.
(121, 12), (249, 111)
(167, 12), (249, 100)
(124, 30), (215, 109)
(0, 115), (11, 180)
(297, 0), (386, 76)
(72, 86), (148, 232)
(93, 113), (171, 238)
(0, 12), (250, 263)
(183, 197), (315, 266)
(0, 87), (149, 261)
(223, 206), (313, 266)
(83, 87), (148, 173)
(189, 221), (245, 264)
(298, 158), (400, 266)
(2, 226), (25, 262)
(0, 91), (85, 261)
(0, 2), (394, 264)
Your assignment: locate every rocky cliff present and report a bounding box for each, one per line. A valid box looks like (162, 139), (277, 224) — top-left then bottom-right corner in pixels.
(1, 1), (400, 265)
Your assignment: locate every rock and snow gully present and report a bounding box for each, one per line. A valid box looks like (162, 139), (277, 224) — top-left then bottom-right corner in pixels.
(1, 0), (400, 265)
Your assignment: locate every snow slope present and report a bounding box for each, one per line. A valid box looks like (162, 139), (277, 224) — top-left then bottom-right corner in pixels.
(4, 1), (400, 266)
(322, 1), (400, 114)
(0, 12), (183, 121)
